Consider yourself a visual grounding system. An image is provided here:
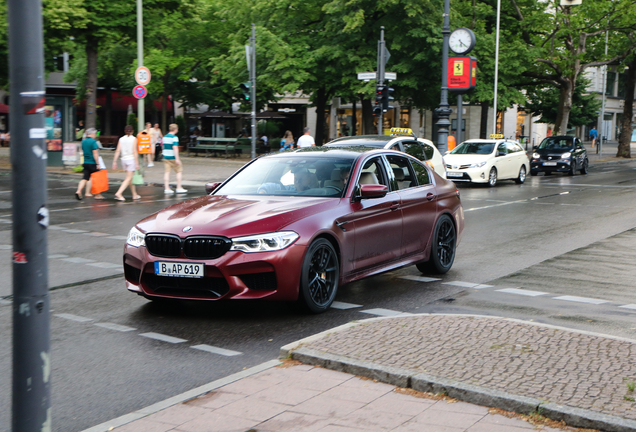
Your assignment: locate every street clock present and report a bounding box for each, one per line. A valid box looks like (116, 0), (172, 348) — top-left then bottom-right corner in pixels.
(449, 28), (476, 55)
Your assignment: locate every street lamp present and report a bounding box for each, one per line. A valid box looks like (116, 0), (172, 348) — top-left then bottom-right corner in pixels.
(435, 0), (452, 153)
(492, 0), (501, 135)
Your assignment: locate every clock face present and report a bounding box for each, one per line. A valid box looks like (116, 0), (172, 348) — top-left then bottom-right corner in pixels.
(449, 28), (475, 54)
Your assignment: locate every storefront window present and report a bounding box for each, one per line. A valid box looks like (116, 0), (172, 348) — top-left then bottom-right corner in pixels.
(45, 105), (63, 151)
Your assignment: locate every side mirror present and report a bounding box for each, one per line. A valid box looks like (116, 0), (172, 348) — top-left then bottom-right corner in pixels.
(359, 184), (388, 199)
(205, 182), (222, 194)
(532, 145), (538, 150)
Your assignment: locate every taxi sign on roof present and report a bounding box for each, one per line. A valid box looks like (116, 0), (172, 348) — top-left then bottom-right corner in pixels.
(390, 127), (413, 136)
(489, 134), (504, 139)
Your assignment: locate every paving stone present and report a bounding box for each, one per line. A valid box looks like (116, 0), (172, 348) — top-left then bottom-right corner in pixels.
(215, 376), (274, 396)
(322, 381), (393, 403)
(253, 382), (321, 406)
(391, 421), (465, 432)
(213, 396), (287, 422)
(176, 410), (259, 432)
(365, 391), (434, 416)
(291, 393), (366, 418)
(330, 406), (413, 430)
(188, 391), (246, 409)
(111, 418), (175, 432)
(256, 411), (331, 431)
(144, 404), (209, 426)
(411, 409), (484, 429)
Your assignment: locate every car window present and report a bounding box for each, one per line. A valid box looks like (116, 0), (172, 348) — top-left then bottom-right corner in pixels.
(538, 137), (571, 149)
(497, 143), (507, 154)
(389, 143), (401, 152)
(411, 159), (431, 186)
(403, 141), (434, 161)
(506, 142), (520, 153)
(451, 141), (495, 154)
(356, 157), (389, 192)
(386, 155), (416, 191)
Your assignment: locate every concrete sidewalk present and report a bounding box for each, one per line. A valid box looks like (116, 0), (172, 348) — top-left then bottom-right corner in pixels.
(93, 313), (636, 432)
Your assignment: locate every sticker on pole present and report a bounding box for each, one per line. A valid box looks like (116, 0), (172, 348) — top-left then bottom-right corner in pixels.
(135, 66), (151, 86)
(133, 85), (147, 99)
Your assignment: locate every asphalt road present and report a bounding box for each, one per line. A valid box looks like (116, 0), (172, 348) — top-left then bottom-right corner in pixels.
(1, 158), (636, 431)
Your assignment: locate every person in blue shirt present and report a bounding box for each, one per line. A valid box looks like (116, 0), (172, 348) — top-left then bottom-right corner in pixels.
(75, 128), (104, 200)
(589, 127), (598, 148)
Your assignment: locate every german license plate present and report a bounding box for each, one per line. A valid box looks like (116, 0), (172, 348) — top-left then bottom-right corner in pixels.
(543, 162), (557, 166)
(154, 262), (204, 278)
(447, 171), (463, 177)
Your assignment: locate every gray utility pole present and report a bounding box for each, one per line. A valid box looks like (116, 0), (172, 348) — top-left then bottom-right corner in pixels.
(8, 0), (52, 430)
(137, 0), (144, 132)
(435, 0), (452, 153)
(457, 94), (463, 144)
(250, 24), (257, 160)
(377, 27), (386, 135)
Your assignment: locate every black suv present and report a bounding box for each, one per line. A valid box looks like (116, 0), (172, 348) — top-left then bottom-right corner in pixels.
(530, 135), (588, 176)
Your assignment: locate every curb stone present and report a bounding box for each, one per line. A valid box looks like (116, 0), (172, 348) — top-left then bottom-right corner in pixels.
(280, 315), (636, 432)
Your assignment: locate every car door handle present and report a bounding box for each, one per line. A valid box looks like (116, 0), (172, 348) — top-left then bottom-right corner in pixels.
(390, 203), (400, 211)
(426, 193), (436, 201)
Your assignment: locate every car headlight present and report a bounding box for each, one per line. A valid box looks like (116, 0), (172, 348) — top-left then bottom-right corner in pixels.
(127, 226), (146, 248)
(469, 161), (487, 169)
(561, 152), (571, 159)
(230, 231), (299, 253)
(532, 152), (540, 159)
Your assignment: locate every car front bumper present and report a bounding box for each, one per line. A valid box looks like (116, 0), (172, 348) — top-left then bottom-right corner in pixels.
(123, 242), (307, 302)
(531, 159), (571, 172)
(445, 167), (490, 183)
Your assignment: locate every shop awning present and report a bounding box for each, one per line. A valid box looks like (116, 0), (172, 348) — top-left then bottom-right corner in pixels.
(197, 110), (239, 119)
(74, 92), (172, 112)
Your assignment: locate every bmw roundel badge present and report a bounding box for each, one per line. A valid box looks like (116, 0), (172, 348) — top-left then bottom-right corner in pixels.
(182, 226), (193, 233)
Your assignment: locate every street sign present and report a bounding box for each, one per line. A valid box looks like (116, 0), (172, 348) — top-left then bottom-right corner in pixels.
(357, 71), (398, 81)
(133, 85), (147, 99)
(135, 66), (151, 86)
(447, 56), (476, 93)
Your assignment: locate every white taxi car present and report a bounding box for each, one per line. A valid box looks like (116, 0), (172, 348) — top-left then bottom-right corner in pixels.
(444, 136), (529, 186)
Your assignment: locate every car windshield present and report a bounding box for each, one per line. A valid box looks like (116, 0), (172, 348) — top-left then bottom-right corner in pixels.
(450, 141), (495, 155)
(538, 137), (571, 149)
(214, 156), (354, 197)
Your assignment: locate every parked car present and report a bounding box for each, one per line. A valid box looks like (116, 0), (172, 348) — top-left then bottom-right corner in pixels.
(124, 147), (464, 313)
(324, 128), (447, 178)
(444, 137), (530, 186)
(530, 135), (588, 176)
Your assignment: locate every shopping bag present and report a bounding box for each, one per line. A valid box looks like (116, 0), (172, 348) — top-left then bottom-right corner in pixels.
(90, 169), (109, 194)
(98, 156), (106, 170)
(132, 170), (144, 185)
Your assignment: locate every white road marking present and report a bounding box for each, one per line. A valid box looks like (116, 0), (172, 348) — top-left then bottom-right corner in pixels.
(87, 262), (122, 269)
(496, 288), (548, 297)
(331, 301), (362, 310)
(48, 254), (69, 259)
(400, 275), (442, 283)
(107, 236), (128, 240)
(60, 257), (96, 264)
(63, 229), (89, 233)
(360, 308), (411, 317)
(0, 244), (11, 250)
(139, 332), (187, 344)
(47, 226), (65, 230)
(191, 344), (242, 356)
(442, 281), (492, 289)
(619, 304), (636, 310)
(553, 295), (609, 305)
(55, 313), (93, 322)
(0, 219), (11, 224)
(84, 232), (111, 237)
(94, 323), (136, 332)
(464, 199), (528, 212)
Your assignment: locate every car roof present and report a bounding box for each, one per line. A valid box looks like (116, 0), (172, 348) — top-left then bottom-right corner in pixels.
(325, 135), (393, 147)
(543, 135), (575, 139)
(261, 146), (379, 160)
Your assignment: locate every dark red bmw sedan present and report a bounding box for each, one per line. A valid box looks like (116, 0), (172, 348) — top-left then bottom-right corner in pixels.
(124, 147), (464, 313)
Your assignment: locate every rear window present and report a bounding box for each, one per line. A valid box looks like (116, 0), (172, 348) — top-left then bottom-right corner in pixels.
(403, 142), (434, 161)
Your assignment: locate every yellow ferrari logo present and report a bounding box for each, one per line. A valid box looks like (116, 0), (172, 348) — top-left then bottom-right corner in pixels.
(454, 62), (463, 76)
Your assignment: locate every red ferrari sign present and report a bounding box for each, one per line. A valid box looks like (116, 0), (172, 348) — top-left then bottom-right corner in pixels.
(448, 57), (477, 93)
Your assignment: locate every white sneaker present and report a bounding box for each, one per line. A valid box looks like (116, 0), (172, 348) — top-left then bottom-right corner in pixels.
(148, 162), (154, 167)
(175, 188), (188, 194)
(164, 189), (174, 194)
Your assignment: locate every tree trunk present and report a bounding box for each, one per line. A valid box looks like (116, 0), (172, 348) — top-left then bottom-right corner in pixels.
(104, 87), (112, 136)
(314, 86), (327, 145)
(617, 57), (636, 158)
(479, 101), (489, 138)
(85, 39), (98, 130)
(555, 80), (573, 134)
(361, 98), (374, 134)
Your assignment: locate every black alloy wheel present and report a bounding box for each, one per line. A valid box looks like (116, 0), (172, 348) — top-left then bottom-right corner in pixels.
(580, 159), (588, 174)
(299, 238), (339, 313)
(568, 160), (577, 176)
(417, 214), (456, 274)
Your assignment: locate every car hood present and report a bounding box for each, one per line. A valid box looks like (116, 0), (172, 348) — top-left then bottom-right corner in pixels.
(535, 147), (573, 155)
(444, 154), (491, 165)
(136, 195), (340, 238)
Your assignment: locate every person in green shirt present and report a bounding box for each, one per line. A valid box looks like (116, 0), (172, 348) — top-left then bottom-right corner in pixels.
(75, 128), (104, 200)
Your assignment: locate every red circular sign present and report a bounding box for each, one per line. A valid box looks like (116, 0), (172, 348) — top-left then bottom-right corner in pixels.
(133, 85), (147, 99)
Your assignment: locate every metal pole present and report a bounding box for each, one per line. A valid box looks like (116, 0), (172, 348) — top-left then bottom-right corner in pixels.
(457, 94), (463, 144)
(435, 0), (452, 153)
(492, 0), (501, 134)
(8, 0), (52, 430)
(378, 28), (385, 135)
(137, 0), (144, 132)
(599, 26), (609, 155)
(250, 24), (256, 159)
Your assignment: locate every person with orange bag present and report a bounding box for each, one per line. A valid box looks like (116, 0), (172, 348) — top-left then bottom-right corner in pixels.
(137, 123), (153, 167)
(75, 128), (105, 200)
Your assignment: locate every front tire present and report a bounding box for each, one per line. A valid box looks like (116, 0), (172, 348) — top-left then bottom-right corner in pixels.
(488, 167), (498, 187)
(515, 165), (527, 184)
(568, 161), (576, 176)
(416, 214), (456, 274)
(580, 159), (588, 174)
(298, 238), (339, 313)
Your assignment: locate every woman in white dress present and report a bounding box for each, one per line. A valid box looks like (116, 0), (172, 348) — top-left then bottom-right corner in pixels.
(112, 125), (140, 201)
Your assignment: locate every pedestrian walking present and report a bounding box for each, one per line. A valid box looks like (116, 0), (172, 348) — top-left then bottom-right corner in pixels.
(589, 126), (598, 148)
(447, 133), (456, 151)
(151, 123), (163, 162)
(279, 130), (294, 151)
(296, 127), (315, 148)
(75, 128), (104, 200)
(112, 125), (141, 202)
(163, 123), (187, 195)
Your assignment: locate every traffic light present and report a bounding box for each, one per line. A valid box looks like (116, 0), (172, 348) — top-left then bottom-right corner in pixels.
(373, 105), (382, 116)
(374, 84), (385, 116)
(381, 86), (394, 112)
(239, 82), (251, 101)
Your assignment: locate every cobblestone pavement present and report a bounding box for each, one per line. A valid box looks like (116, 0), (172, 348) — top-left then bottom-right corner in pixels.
(297, 315), (636, 423)
(109, 363), (578, 432)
